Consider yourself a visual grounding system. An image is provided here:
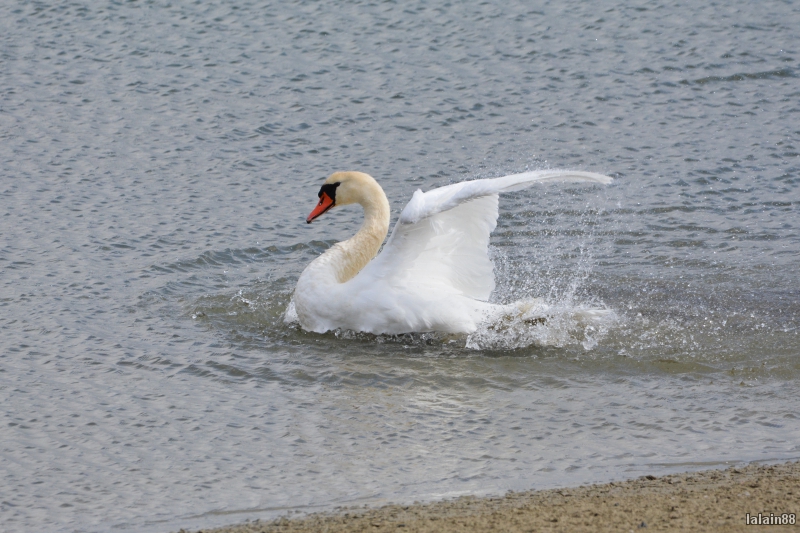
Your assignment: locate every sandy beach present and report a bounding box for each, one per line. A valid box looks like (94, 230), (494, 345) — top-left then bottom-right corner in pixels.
(180, 461), (799, 533)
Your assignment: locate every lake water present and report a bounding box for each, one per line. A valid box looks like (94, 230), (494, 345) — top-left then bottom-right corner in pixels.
(1, 1), (798, 532)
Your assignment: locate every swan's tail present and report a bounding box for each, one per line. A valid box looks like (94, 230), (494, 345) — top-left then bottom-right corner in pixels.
(283, 298), (299, 324)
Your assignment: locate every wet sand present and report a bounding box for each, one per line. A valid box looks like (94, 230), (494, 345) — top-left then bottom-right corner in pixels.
(181, 461), (799, 533)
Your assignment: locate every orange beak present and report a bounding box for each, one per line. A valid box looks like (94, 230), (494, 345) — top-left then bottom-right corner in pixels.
(307, 192), (335, 223)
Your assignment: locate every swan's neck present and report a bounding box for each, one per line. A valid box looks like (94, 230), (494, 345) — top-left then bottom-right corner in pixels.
(328, 186), (390, 283)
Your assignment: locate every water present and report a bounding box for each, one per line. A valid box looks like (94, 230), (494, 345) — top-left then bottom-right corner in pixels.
(1, 1), (798, 531)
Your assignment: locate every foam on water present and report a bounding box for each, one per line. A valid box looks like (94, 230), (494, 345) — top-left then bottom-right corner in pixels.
(466, 301), (618, 351)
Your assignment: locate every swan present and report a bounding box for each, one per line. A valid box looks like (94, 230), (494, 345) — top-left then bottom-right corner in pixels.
(287, 170), (613, 335)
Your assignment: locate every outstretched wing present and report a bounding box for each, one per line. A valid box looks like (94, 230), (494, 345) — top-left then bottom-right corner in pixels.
(357, 169), (613, 301)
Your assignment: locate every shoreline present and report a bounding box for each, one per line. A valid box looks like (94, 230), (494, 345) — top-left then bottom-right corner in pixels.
(179, 460), (799, 532)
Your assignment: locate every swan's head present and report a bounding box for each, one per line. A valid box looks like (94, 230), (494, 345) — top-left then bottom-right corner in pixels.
(306, 171), (380, 223)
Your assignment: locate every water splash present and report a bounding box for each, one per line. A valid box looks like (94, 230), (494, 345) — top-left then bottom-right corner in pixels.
(465, 196), (617, 350)
(466, 299), (618, 350)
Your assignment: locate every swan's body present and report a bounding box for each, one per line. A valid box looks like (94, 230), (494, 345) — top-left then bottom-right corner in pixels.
(288, 170), (613, 335)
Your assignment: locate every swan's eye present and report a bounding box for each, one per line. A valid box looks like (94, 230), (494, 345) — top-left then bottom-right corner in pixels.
(318, 182), (340, 203)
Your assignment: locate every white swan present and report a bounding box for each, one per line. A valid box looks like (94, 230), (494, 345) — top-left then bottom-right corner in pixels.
(287, 170), (613, 335)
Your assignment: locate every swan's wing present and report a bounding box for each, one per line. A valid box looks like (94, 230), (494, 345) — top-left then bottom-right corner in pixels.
(364, 193), (501, 300)
(397, 169), (613, 224)
(358, 169), (613, 301)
